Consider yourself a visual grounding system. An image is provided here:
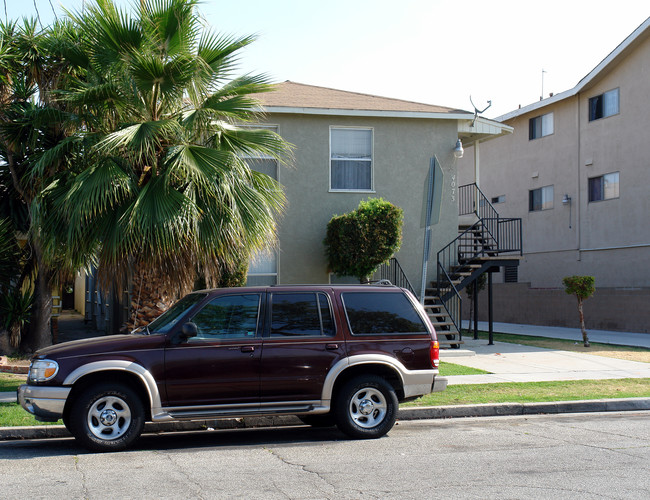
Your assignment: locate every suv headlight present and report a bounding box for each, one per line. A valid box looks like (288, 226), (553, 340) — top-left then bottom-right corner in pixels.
(28, 359), (59, 383)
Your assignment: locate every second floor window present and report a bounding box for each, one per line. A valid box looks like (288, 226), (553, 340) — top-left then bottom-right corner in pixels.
(589, 88), (619, 121)
(330, 127), (373, 191)
(529, 112), (554, 140)
(529, 185), (553, 211)
(589, 172), (619, 202)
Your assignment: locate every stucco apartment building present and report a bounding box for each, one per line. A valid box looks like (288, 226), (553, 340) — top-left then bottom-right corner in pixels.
(247, 81), (511, 296)
(458, 17), (650, 333)
(78, 81), (513, 334)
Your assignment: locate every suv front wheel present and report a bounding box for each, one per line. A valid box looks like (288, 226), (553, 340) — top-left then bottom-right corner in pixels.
(334, 375), (398, 439)
(69, 383), (145, 452)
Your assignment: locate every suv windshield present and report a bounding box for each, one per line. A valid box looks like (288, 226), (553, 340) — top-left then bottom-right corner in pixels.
(147, 293), (207, 334)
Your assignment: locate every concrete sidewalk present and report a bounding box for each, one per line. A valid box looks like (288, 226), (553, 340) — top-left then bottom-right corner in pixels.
(462, 320), (650, 348)
(441, 338), (650, 385)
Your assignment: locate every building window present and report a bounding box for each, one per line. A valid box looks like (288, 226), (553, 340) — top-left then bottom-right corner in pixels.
(330, 127), (372, 191)
(589, 88), (619, 121)
(241, 125), (279, 285)
(491, 195), (506, 204)
(529, 185), (553, 211)
(588, 172), (619, 202)
(529, 112), (554, 140)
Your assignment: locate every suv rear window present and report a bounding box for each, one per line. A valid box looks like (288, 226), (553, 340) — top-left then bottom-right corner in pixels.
(342, 292), (427, 335)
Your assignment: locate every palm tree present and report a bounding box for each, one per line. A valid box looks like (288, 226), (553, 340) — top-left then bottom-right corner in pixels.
(47, 0), (291, 328)
(0, 18), (84, 351)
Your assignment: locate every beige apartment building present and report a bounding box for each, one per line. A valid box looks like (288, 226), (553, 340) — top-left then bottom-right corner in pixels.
(458, 17), (650, 333)
(249, 81), (511, 297)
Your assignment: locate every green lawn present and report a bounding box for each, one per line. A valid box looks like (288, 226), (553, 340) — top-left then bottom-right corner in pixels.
(0, 373), (26, 392)
(439, 361), (490, 376)
(0, 403), (62, 427)
(406, 378), (650, 407)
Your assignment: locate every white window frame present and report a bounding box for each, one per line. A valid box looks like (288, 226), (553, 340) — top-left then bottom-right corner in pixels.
(589, 88), (620, 121)
(588, 171), (620, 202)
(240, 124), (280, 285)
(529, 112), (554, 140)
(529, 185), (554, 212)
(329, 126), (374, 193)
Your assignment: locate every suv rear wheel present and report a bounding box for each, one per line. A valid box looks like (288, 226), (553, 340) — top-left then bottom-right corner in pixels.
(334, 375), (398, 439)
(69, 383), (145, 452)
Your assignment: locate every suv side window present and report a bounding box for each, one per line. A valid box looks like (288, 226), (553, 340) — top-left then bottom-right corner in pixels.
(342, 292), (427, 334)
(270, 292), (335, 337)
(190, 294), (261, 340)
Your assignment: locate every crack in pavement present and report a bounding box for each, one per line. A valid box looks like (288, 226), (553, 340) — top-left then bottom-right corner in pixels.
(265, 447), (379, 499)
(154, 450), (206, 499)
(73, 455), (89, 500)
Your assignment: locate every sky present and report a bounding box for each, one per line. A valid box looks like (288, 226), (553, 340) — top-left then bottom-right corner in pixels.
(4, 0), (650, 118)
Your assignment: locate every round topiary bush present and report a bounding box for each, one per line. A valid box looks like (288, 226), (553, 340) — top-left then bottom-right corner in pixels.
(324, 198), (403, 282)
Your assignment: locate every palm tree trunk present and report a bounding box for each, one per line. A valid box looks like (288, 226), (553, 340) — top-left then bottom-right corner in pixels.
(127, 266), (176, 330)
(578, 298), (590, 347)
(21, 241), (53, 353)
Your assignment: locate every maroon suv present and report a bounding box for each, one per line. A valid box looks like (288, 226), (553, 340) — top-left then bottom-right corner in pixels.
(19, 284), (446, 451)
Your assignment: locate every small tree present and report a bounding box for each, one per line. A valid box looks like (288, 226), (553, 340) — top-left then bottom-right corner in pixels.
(324, 198), (403, 283)
(562, 275), (595, 347)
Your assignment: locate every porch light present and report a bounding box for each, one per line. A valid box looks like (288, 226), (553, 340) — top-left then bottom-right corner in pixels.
(562, 194), (571, 205)
(453, 139), (464, 159)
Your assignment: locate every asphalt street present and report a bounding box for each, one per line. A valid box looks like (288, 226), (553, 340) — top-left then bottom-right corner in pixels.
(1, 411), (648, 499)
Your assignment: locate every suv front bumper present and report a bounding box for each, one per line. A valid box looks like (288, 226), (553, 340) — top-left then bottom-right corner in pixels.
(17, 384), (71, 422)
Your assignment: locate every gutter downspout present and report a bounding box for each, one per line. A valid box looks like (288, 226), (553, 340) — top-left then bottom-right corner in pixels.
(577, 94), (582, 262)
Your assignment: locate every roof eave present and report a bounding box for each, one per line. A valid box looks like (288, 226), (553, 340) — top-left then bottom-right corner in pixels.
(262, 105), (474, 120)
(496, 16), (650, 122)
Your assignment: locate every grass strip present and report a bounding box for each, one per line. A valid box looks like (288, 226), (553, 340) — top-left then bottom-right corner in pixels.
(439, 361), (490, 376)
(0, 373), (26, 392)
(406, 378), (650, 407)
(0, 403), (62, 427)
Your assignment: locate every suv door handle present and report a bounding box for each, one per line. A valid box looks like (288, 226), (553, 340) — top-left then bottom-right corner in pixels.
(326, 343), (339, 350)
(241, 346), (255, 353)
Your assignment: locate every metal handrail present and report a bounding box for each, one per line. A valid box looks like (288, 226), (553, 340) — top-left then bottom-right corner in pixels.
(435, 183), (523, 334)
(436, 263), (462, 336)
(373, 257), (417, 298)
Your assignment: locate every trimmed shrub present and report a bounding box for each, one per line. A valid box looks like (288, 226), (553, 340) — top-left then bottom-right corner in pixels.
(324, 198), (403, 282)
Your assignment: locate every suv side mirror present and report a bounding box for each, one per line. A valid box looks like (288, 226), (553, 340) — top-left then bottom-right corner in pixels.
(180, 322), (198, 340)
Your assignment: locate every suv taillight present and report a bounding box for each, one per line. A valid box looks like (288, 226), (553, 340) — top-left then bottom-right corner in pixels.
(430, 340), (440, 368)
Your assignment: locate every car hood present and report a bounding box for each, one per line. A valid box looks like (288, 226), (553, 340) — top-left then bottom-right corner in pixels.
(35, 334), (164, 360)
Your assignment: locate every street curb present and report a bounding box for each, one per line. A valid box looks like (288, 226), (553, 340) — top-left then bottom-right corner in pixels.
(2, 398), (649, 442)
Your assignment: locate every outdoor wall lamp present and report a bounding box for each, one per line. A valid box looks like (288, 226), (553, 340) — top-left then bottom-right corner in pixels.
(563, 194), (572, 228)
(453, 139), (464, 159)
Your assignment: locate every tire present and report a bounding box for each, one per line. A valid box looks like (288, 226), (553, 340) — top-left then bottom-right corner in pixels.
(298, 413), (336, 428)
(334, 375), (398, 439)
(68, 383), (145, 452)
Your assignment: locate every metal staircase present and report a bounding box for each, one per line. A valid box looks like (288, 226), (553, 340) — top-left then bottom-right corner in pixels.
(373, 183), (522, 348)
(424, 184), (522, 347)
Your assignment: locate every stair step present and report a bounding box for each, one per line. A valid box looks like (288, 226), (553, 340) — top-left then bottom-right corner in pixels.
(429, 321), (455, 327)
(438, 340), (464, 347)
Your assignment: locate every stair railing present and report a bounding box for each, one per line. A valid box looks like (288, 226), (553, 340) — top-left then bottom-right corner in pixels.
(435, 183), (523, 335)
(436, 262), (462, 336)
(373, 257), (417, 298)
(459, 183), (500, 245)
